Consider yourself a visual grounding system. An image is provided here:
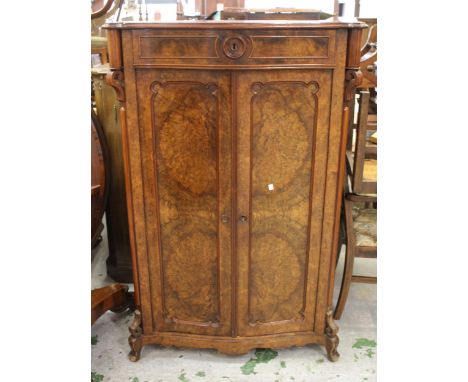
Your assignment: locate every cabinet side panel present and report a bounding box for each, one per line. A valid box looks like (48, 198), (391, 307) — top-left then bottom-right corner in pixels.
(121, 30), (152, 332)
(315, 29), (348, 334)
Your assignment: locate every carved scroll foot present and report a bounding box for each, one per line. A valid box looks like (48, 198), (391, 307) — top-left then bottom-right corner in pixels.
(325, 308), (340, 362)
(128, 309), (143, 362)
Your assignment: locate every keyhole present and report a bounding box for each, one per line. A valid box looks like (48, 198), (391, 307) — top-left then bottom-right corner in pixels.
(224, 37), (244, 58)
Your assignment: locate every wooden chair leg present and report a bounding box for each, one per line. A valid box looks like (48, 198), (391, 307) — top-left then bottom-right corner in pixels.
(334, 242), (355, 319)
(334, 199), (356, 320)
(335, 206), (346, 267)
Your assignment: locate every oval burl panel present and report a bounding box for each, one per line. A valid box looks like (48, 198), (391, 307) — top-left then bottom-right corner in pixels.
(136, 71), (232, 336)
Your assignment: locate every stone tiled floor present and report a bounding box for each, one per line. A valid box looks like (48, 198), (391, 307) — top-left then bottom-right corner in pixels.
(92, 223), (376, 382)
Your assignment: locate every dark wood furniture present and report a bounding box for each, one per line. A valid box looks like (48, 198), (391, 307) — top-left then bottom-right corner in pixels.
(91, 284), (132, 325)
(334, 95), (377, 320)
(105, 19), (366, 362)
(210, 8), (332, 21)
(334, 22), (377, 319)
(358, 19), (377, 112)
(345, 19), (377, 152)
(92, 0), (114, 18)
(198, 0), (245, 17)
(91, 110), (109, 248)
(346, 90), (377, 195)
(91, 1), (135, 331)
(92, 36), (109, 66)
(91, 0), (124, 65)
(91, 0), (124, 35)
(92, 67), (133, 282)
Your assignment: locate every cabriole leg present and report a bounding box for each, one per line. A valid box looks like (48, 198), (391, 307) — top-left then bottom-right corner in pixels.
(128, 309), (143, 362)
(325, 308), (340, 362)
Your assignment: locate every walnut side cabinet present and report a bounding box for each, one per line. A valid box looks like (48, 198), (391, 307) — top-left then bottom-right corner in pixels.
(105, 19), (365, 362)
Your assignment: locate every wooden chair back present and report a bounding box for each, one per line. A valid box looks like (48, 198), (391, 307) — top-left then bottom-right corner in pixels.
(346, 19), (377, 195)
(347, 90), (377, 195)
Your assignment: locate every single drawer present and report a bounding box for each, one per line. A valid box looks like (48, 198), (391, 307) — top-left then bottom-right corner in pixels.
(131, 29), (337, 68)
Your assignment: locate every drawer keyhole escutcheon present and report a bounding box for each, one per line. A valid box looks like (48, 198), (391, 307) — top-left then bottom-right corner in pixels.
(222, 35), (247, 59)
(239, 215), (248, 223)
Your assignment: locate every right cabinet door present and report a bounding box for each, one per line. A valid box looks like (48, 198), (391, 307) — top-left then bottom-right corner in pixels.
(236, 70), (333, 336)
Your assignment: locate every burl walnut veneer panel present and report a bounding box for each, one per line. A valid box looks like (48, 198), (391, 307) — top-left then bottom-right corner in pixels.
(132, 29), (336, 67)
(135, 69), (233, 337)
(104, 20), (365, 362)
(236, 70), (332, 337)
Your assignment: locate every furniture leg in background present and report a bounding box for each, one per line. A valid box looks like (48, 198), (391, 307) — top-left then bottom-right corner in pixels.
(91, 110), (109, 248)
(92, 284), (134, 325)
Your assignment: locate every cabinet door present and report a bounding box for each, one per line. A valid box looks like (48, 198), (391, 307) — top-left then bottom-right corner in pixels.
(236, 70), (333, 336)
(135, 69), (233, 336)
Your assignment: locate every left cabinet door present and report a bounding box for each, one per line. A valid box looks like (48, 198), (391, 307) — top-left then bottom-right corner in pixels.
(135, 69), (233, 336)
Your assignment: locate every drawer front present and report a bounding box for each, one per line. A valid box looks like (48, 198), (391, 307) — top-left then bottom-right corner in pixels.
(132, 29), (336, 67)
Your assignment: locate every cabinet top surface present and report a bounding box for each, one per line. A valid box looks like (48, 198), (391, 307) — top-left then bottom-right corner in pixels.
(104, 18), (366, 30)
